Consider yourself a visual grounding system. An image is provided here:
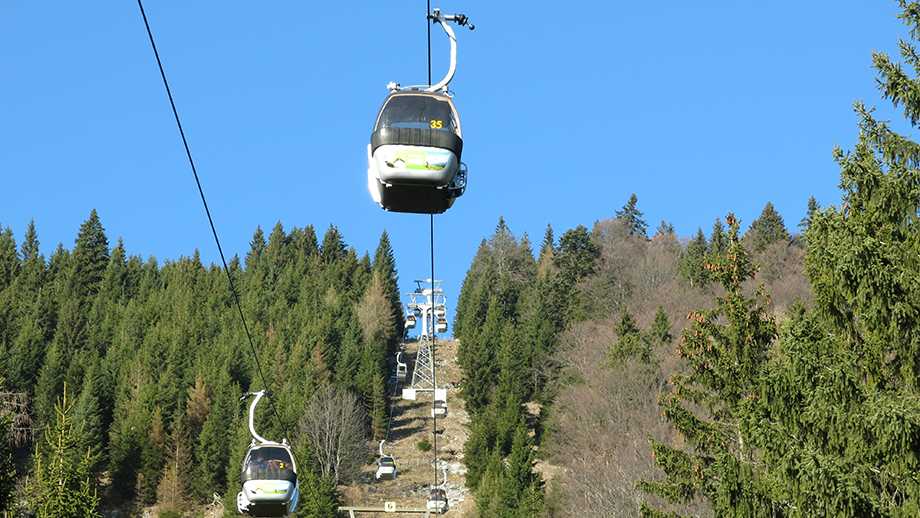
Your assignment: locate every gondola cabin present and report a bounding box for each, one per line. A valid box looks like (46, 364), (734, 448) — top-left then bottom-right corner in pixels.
(237, 443), (299, 517)
(436, 316), (448, 334)
(405, 313), (417, 330)
(367, 90), (466, 214)
(432, 399), (448, 419)
(376, 455), (397, 480)
(427, 488), (450, 512)
(396, 352), (408, 383)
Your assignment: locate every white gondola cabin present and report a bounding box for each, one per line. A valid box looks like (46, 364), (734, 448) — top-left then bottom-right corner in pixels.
(427, 488), (449, 513)
(432, 399), (447, 419)
(367, 90), (465, 214)
(375, 440), (397, 480)
(367, 10), (472, 214)
(237, 391), (299, 518)
(396, 352), (408, 383)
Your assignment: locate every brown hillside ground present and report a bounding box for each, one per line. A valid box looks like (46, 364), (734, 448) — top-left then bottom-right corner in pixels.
(339, 338), (475, 517)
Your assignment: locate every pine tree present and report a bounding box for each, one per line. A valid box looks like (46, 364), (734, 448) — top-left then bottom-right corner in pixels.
(639, 214), (777, 517)
(745, 202), (791, 254)
(0, 225), (18, 291)
(28, 385), (101, 518)
(615, 193), (648, 237)
(709, 217), (726, 255)
(649, 304), (672, 346)
(0, 377), (17, 514)
(677, 228), (709, 287)
(654, 220), (676, 237)
(798, 195), (820, 234)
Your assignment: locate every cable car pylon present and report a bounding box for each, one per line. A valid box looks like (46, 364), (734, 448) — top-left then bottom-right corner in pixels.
(402, 280), (448, 404)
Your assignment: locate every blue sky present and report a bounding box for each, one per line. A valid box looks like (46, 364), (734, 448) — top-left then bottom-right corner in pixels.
(0, 1), (912, 319)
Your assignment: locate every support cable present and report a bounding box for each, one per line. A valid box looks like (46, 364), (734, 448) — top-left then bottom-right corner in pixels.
(426, 2), (444, 511)
(136, 0), (321, 508)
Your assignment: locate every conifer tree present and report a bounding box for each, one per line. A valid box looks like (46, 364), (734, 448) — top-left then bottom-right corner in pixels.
(615, 193), (648, 237)
(677, 228), (709, 287)
(798, 195), (820, 234)
(709, 217), (726, 255)
(372, 230), (402, 348)
(28, 385), (101, 518)
(0, 225), (18, 291)
(320, 225), (347, 264)
(654, 220), (676, 237)
(70, 209), (110, 297)
(745, 202), (791, 254)
(0, 378), (17, 514)
(604, 305), (653, 367)
(649, 305), (672, 346)
(805, 1), (920, 389)
(639, 214), (777, 517)
(539, 224), (555, 257)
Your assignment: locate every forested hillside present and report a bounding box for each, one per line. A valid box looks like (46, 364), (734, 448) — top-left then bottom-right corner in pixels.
(451, 3), (920, 517)
(0, 215), (403, 516)
(4, 3), (920, 518)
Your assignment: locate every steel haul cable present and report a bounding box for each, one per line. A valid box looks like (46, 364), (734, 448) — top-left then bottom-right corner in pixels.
(136, 0), (322, 510)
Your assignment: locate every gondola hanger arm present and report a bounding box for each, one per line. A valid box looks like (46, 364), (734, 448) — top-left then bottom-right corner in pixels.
(426, 8), (474, 93)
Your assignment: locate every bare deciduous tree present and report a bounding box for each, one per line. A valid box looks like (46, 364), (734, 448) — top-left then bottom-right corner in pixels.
(0, 391), (33, 447)
(298, 386), (369, 486)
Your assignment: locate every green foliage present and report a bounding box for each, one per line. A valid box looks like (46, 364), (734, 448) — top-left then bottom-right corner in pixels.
(615, 193), (649, 237)
(745, 202), (791, 254)
(655, 220), (676, 237)
(474, 419), (544, 517)
(604, 305), (652, 366)
(748, 305), (920, 517)
(677, 228), (709, 287)
(639, 214), (777, 517)
(0, 211), (399, 513)
(28, 385), (101, 518)
(0, 385), (17, 514)
(416, 437), (433, 451)
(798, 195), (820, 234)
(649, 305), (672, 345)
(806, 102), (920, 388)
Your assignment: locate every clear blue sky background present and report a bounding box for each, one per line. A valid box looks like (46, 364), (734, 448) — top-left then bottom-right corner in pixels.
(0, 1), (912, 321)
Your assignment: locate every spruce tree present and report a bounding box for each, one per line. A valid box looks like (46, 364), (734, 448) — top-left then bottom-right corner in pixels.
(0, 377), (17, 514)
(70, 209), (109, 297)
(649, 304), (672, 346)
(798, 195), (820, 234)
(0, 225), (18, 291)
(677, 228), (709, 287)
(745, 202), (791, 254)
(654, 220), (675, 237)
(615, 193), (648, 237)
(28, 385), (101, 518)
(639, 214), (777, 517)
(709, 217), (726, 255)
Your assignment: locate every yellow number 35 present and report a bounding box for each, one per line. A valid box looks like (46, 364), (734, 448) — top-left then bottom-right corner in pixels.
(430, 120), (443, 129)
